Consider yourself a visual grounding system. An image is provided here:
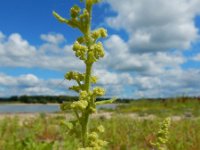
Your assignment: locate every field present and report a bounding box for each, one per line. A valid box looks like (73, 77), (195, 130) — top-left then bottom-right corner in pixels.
(0, 97), (200, 150)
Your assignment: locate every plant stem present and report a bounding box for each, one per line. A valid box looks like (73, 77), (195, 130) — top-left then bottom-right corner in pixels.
(81, 64), (92, 147)
(81, 2), (93, 147)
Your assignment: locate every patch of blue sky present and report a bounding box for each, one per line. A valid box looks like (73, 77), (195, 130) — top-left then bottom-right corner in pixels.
(0, 67), (64, 79)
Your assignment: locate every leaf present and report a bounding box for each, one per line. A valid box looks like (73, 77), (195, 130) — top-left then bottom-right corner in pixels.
(95, 97), (117, 105)
(52, 11), (68, 23)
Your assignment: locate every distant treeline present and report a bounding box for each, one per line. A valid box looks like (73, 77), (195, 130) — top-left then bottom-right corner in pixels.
(0, 95), (114, 104)
(0, 95), (199, 104)
(0, 95), (76, 104)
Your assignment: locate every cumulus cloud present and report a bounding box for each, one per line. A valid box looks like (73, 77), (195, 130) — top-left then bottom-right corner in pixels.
(106, 0), (200, 53)
(0, 32), (84, 71)
(103, 35), (185, 75)
(0, 71), (133, 97)
(40, 33), (65, 44)
(94, 69), (133, 85)
(1, 31), (199, 98)
(0, 73), (68, 97)
(130, 68), (200, 98)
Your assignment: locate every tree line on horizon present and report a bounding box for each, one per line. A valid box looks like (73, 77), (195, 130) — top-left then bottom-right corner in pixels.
(0, 95), (200, 104)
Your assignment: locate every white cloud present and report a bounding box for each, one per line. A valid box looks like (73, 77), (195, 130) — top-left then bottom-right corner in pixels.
(0, 32), (5, 41)
(130, 68), (200, 98)
(103, 35), (185, 75)
(0, 71), (133, 97)
(3, 33), (36, 57)
(192, 53), (200, 61)
(0, 32), (84, 71)
(40, 33), (65, 44)
(0, 73), (69, 97)
(94, 69), (133, 85)
(106, 0), (200, 52)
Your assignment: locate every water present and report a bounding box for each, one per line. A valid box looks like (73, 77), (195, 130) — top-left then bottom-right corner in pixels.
(0, 104), (117, 113)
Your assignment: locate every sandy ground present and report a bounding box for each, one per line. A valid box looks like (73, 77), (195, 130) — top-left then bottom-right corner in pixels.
(0, 112), (184, 122)
(1, 111), (199, 123)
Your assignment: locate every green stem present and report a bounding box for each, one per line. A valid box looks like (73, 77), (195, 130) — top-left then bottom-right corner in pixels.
(81, 1), (93, 147)
(82, 63), (92, 147)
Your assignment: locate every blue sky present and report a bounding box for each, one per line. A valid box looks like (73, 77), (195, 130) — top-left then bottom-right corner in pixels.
(0, 0), (200, 98)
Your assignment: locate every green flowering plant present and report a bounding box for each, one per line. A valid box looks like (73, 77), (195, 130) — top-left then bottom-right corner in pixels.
(53, 0), (116, 149)
(151, 117), (171, 150)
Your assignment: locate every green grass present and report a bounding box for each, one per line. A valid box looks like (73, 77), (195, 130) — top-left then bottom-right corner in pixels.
(0, 113), (200, 150)
(115, 97), (200, 117)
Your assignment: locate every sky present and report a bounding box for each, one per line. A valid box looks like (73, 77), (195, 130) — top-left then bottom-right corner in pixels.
(0, 0), (200, 98)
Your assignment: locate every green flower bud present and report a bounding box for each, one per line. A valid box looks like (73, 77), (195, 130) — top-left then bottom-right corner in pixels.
(71, 100), (88, 110)
(73, 41), (81, 51)
(80, 9), (89, 20)
(65, 71), (85, 83)
(93, 87), (105, 96)
(73, 41), (87, 60)
(87, 51), (96, 64)
(91, 28), (107, 41)
(91, 76), (98, 83)
(88, 132), (98, 140)
(97, 125), (104, 133)
(99, 28), (107, 38)
(80, 90), (88, 100)
(91, 31), (100, 40)
(93, 42), (105, 59)
(70, 5), (81, 18)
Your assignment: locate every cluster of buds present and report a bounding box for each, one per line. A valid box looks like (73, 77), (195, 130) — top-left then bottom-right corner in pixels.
(87, 42), (105, 64)
(73, 41), (88, 60)
(53, 0), (101, 35)
(87, 132), (107, 149)
(92, 42), (105, 60)
(65, 71), (97, 84)
(70, 90), (91, 110)
(65, 71), (85, 81)
(79, 9), (90, 26)
(93, 87), (105, 96)
(151, 117), (171, 150)
(91, 28), (107, 40)
(78, 125), (107, 150)
(71, 100), (88, 110)
(65, 71), (84, 92)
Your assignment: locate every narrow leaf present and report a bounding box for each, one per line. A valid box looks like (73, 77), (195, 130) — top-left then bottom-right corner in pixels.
(53, 11), (68, 23)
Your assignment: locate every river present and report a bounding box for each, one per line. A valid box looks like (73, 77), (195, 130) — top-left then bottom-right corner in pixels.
(0, 104), (118, 113)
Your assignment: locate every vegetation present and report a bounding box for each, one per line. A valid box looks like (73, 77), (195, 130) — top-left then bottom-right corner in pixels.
(116, 97), (200, 117)
(0, 113), (200, 150)
(52, 0), (116, 149)
(0, 95), (77, 104)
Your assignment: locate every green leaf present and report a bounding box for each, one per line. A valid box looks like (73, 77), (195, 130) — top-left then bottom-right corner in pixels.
(52, 11), (68, 23)
(95, 97), (117, 105)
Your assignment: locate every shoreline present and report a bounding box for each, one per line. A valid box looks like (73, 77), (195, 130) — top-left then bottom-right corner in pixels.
(0, 103), (61, 105)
